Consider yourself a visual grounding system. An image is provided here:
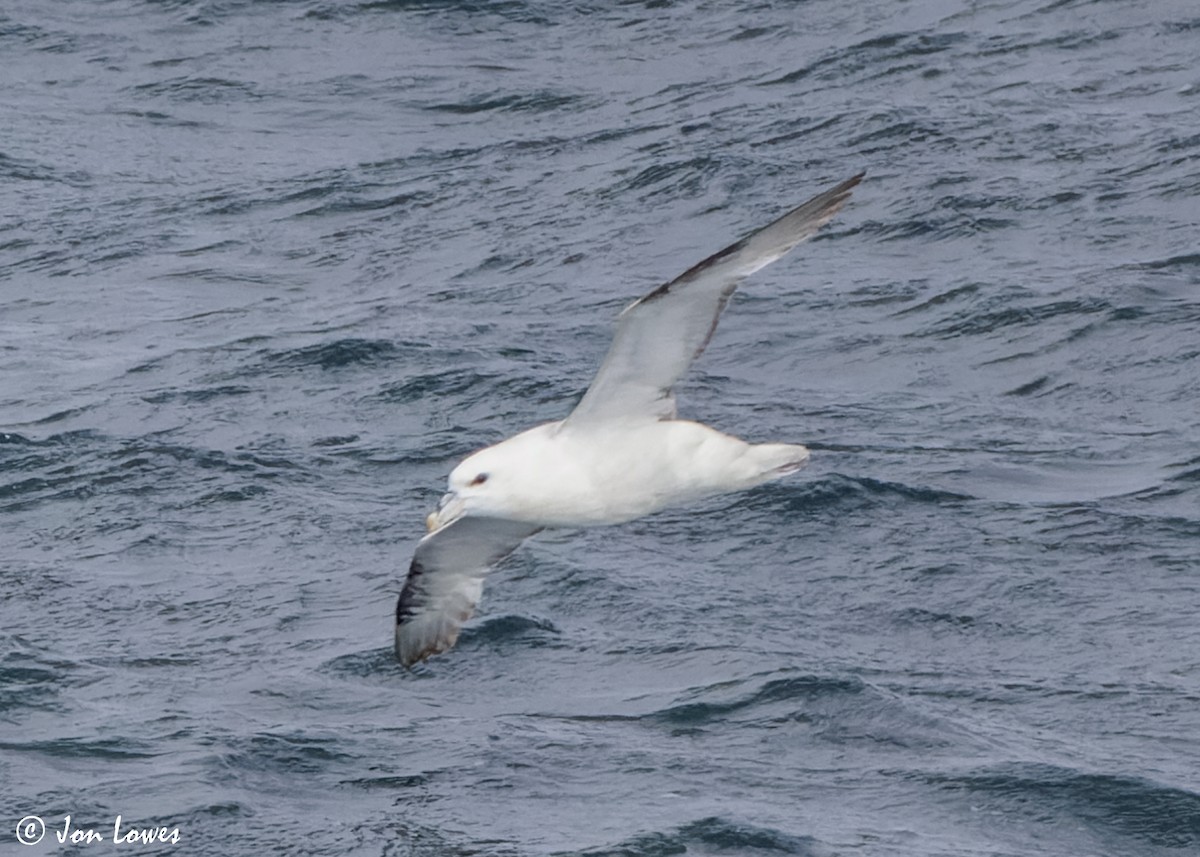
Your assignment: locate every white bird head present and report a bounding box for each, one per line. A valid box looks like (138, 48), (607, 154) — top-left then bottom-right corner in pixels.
(425, 443), (514, 532)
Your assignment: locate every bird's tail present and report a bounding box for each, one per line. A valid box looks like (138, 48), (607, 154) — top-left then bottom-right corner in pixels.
(748, 442), (810, 481)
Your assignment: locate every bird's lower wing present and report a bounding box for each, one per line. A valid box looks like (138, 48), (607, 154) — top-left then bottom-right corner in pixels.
(395, 515), (541, 667)
(565, 173), (863, 426)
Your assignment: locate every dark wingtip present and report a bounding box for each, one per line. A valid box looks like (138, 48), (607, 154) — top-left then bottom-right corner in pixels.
(394, 591), (426, 668)
(814, 171), (866, 221)
(832, 171), (865, 196)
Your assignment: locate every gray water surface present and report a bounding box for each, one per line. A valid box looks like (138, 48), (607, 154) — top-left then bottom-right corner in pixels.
(3, 0), (1199, 854)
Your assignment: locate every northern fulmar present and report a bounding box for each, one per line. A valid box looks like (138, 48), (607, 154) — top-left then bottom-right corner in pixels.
(395, 172), (864, 667)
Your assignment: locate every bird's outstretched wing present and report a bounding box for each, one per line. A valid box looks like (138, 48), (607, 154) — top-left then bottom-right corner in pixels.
(565, 173), (863, 426)
(395, 516), (541, 667)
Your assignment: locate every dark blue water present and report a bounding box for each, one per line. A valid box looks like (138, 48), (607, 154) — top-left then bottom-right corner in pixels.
(3, 0), (1199, 854)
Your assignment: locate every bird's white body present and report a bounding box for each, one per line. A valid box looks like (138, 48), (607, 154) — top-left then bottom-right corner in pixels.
(449, 420), (809, 529)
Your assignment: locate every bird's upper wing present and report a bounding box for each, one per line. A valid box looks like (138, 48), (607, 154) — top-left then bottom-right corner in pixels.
(395, 515), (541, 667)
(565, 173), (863, 426)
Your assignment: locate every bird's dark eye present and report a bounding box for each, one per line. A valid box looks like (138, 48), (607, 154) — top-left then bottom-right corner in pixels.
(469, 473), (489, 486)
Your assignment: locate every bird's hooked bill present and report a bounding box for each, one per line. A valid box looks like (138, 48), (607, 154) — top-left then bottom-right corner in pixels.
(426, 491), (464, 532)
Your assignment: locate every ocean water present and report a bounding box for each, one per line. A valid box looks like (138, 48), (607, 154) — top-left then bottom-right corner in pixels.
(3, 0), (1199, 854)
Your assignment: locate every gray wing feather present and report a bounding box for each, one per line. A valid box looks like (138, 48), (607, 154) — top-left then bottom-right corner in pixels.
(395, 516), (541, 667)
(566, 173), (863, 426)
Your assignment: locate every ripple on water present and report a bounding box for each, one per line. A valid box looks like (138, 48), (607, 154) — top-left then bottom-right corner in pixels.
(918, 763), (1200, 851)
(560, 816), (828, 857)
